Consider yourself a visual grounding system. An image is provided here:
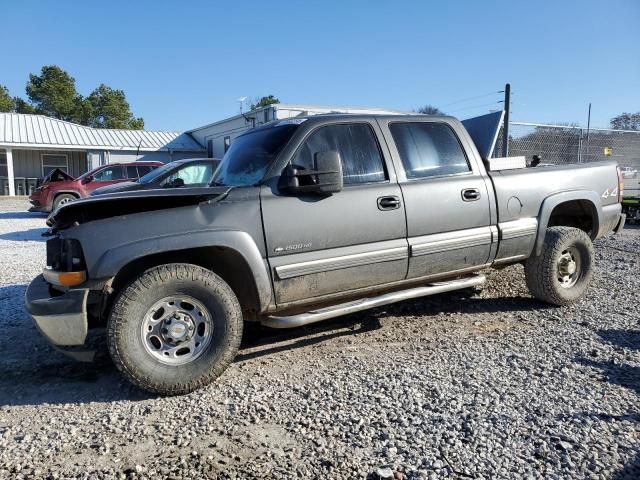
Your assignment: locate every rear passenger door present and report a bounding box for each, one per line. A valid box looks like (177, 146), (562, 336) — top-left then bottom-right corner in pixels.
(379, 120), (494, 279)
(261, 121), (408, 306)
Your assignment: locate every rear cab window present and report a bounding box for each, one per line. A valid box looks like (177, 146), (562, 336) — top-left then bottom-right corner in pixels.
(389, 122), (470, 179)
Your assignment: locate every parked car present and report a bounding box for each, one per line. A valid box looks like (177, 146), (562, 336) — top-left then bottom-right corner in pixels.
(90, 158), (220, 196)
(26, 114), (625, 395)
(28, 161), (163, 212)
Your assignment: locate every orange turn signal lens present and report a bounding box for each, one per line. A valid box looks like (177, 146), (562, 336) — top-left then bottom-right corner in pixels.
(43, 269), (86, 286)
(58, 271), (87, 286)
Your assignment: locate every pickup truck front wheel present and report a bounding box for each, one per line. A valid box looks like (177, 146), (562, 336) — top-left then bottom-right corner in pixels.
(524, 226), (595, 306)
(107, 263), (243, 395)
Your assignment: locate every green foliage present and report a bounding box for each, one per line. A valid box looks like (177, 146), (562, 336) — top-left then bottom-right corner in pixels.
(250, 95), (280, 111)
(13, 98), (36, 114)
(85, 84), (145, 130)
(25, 65), (83, 122)
(610, 112), (640, 131)
(0, 85), (15, 112)
(6, 65), (145, 129)
(415, 104), (445, 115)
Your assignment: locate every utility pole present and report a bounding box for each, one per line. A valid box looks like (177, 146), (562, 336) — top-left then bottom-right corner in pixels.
(585, 102), (592, 163)
(501, 83), (511, 157)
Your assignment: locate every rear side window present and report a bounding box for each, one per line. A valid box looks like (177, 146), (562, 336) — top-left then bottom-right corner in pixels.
(126, 166), (139, 178)
(292, 123), (386, 185)
(137, 166), (153, 176)
(389, 122), (470, 179)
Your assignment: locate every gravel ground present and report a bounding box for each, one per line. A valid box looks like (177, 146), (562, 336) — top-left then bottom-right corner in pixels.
(0, 198), (638, 479)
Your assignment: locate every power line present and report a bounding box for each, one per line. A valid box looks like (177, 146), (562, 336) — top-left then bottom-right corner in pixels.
(439, 91), (502, 109)
(448, 101), (502, 113)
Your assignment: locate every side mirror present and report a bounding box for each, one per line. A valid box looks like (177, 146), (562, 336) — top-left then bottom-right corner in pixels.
(279, 151), (343, 195)
(81, 175), (93, 185)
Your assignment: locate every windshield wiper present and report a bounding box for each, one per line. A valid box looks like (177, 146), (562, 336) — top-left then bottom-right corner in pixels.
(209, 181), (227, 187)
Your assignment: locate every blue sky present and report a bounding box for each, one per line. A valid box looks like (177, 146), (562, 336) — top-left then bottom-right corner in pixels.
(2, 0), (639, 132)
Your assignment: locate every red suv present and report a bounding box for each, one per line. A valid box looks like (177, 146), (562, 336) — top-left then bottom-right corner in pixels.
(29, 161), (163, 212)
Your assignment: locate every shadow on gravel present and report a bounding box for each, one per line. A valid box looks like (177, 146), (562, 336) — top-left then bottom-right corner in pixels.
(0, 284), (151, 407)
(573, 328), (640, 479)
(0, 211), (47, 220)
(0, 227), (48, 242)
(238, 289), (549, 363)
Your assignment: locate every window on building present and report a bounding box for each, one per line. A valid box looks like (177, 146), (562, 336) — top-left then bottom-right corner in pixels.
(93, 166), (125, 181)
(263, 109), (270, 124)
(126, 166), (139, 178)
(0, 152), (7, 177)
(207, 139), (213, 158)
(224, 136), (231, 154)
(291, 123), (386, 185)
(42, 154), (69, 176)
(389, 122), (471, 179)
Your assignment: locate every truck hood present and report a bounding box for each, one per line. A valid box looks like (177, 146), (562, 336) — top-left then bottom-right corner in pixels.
(47, 187), (232, 231)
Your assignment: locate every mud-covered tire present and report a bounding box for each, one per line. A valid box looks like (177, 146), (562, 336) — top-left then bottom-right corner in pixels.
(53, 193), (77, 210)
(524, 226), (595, 306)
(107, 263), (243, 395)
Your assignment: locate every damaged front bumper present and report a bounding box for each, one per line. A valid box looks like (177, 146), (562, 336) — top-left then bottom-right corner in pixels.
(25, 274), (95, 361)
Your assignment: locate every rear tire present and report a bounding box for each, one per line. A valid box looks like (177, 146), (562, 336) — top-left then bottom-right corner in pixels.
(524, 226), (595, 306)
(107, 263), (243, 395)
(53, 193), (76, 210)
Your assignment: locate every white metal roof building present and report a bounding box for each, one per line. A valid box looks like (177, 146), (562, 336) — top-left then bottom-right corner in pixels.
(187, 103), (406, 159)
(0, 113), (205, 196)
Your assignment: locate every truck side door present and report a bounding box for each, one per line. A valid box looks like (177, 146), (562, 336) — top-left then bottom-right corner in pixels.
(261, 121), (408, 306)
(379, 119), (495, 279)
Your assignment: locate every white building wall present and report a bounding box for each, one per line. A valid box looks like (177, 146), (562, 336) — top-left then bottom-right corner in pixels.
(188, 104), (405, 159)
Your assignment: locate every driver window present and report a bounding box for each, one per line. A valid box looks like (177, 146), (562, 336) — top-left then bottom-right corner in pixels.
(291, 123), (386, 185)
(93, 166), (125, 181)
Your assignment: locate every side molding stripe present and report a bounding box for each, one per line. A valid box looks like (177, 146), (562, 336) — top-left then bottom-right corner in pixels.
(499, 218), (538, 240)
(275, 246), (408, 280)
(410, 227), (493, 257)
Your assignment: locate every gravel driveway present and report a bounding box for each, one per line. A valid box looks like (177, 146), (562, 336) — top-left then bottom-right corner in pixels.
(0, 199), (638, 479)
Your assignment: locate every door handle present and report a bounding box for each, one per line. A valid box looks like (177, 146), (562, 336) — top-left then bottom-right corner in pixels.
(461, 188), (481, 202)
(377, 195), (401, 210)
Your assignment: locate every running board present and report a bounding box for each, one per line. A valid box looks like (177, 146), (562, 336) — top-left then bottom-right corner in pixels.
(262, 274), (486, 329)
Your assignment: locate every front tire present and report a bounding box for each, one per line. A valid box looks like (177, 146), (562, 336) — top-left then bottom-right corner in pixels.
(53, 193), (76, 210)
(524, 226), (595, 306)
(107, 263), (243, 395)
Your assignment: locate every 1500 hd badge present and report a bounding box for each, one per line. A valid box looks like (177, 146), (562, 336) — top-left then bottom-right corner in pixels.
(274, 242), (312, 253)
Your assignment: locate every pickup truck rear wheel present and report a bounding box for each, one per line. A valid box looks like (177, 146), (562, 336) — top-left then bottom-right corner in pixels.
(107, 263), (243, 395)
(524, 226), (595, 306)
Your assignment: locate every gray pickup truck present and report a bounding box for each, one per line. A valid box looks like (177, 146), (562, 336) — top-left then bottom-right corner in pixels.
(26, 113), (625, 395)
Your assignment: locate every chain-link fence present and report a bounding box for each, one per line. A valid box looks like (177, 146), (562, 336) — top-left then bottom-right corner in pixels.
(493, 122), (640, 171)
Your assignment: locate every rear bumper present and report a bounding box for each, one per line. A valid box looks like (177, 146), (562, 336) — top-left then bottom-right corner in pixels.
(25, 274), (89, 346)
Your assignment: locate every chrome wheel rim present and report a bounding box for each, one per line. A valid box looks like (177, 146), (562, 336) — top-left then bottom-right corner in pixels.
(557, 246), (581, 288)
(58, 197), (72, 205)
(141, 295), (213, 365)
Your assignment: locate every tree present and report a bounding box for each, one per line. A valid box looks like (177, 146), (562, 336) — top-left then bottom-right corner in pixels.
(13, 98), (37, 114)
(610, 112), (640, 131)
(250, 95), (280, 111)
(25, 65), (84, 122)
(85, 84), (144, 130)
(0, 85), (15, 112)
(415, 104), (445, 115)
